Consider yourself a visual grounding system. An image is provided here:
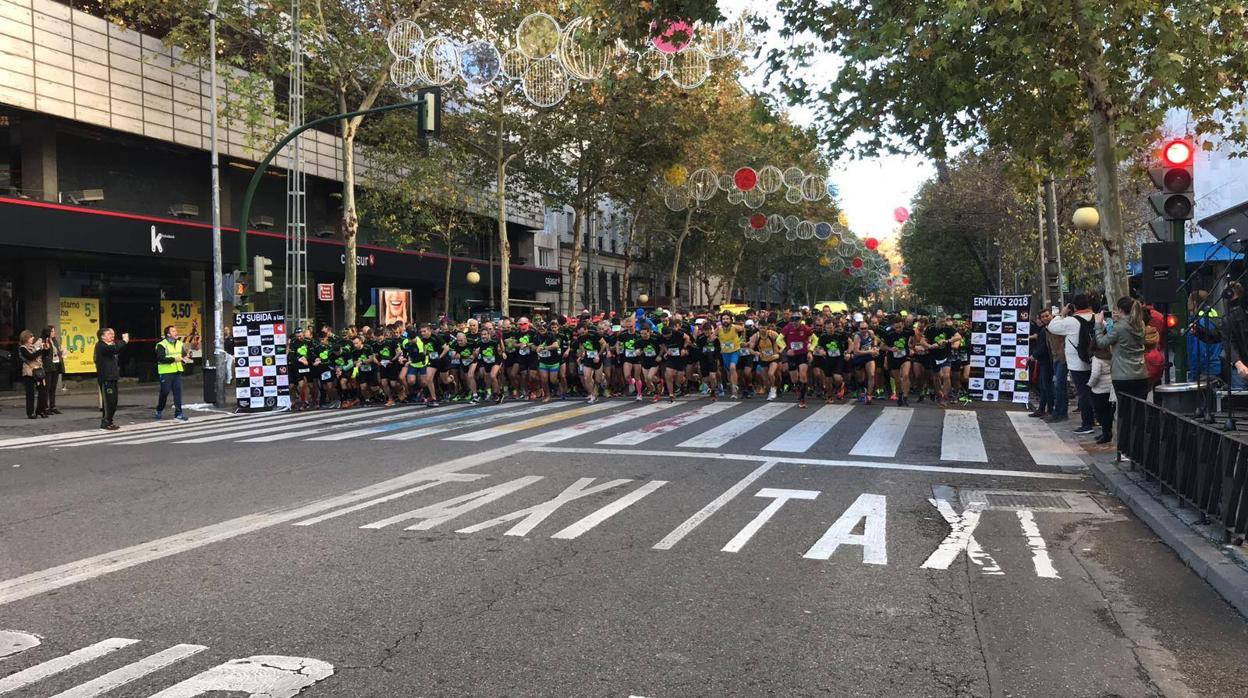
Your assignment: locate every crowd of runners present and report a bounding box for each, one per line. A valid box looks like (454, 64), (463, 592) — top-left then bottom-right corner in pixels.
(277, 307), (973, 411)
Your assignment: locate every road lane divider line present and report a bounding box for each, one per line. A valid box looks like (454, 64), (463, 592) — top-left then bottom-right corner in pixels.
(373, 401), (570, 441)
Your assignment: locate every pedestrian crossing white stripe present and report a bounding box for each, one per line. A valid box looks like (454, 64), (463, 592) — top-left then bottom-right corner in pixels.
(940, 410), (988, 462)
(99, 407), (377, 446)
(301, 402), (514, 441)
(1006, 412), (1085, 466)
(372, 402), (571, 441)
(238, 403), (474, 442)
(444, 402), (614, 441)
(677, 403), (792, 448)
(848, 407), (912, 457)
(518, 402), (679, 444)
(9, 412), (282, 450)
(761, 404), (853, 453)
(596, 401), (738, 445)
(151, 407), (428, 445)
(0, 414), (235, 449)
(0, 638), (139, 694)
(48, 643), (207, 698)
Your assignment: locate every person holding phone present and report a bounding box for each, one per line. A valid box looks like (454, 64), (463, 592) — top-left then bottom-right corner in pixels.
(94, 327), (128, 430)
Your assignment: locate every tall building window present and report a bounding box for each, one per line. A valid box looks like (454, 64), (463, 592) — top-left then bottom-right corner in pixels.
(538, 247), (554, 268)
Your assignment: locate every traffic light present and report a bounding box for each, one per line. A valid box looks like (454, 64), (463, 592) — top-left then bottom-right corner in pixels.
(229, 271), (247, 304)
(253, 255), (273, 293)
(1166, 314), (1179, 330)
(1148, 138), (1195, 240)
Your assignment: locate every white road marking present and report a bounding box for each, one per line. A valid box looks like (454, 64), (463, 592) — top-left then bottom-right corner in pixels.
(678, 403), (793, 448)
(920, 499), (1000, 573)
(373, 401), (569, 441)
(518, 402), (678, 444)
(457, 477), (633, 536)
(172, 406), (431, 444)
(540, 447), (1083, 480)
(290, 474), (486, 527)
(596, 401), (738, 445)
(1017, 510), (1060, 579)
(929, 485), (1002, 575)
(359, 477), (544, 531)
(8, 413), (278, 450)
(940, 410), (988, 462)
(242, 403), (473, 442)
(848, 407), (912, 458)
(761, 404), (853, 452)
(802, 493), (889, 565)
(0, 630), (39, 659)
(445, 402), (614, 441)
(147, 655), (334, 698)
(0, 445), (525, 606)
(107, 408), (386, 445)
(0, 638), (138, 695)
(653, 460), (779, 550)
(551, 480), (669, 539)
(721, 488), (819, 553)
(49, 644), (207, 698)
(1006, 411), (1086, 466)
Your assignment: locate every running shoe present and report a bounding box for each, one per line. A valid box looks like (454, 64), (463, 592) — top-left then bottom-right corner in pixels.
(470, 395), (481, 404)
(588, 395), (598, 404)
(798, 400), (807, 408)
(767, 387), (777, 401)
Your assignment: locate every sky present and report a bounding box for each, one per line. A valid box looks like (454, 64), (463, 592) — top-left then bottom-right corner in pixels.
(718, 1), (933, 241)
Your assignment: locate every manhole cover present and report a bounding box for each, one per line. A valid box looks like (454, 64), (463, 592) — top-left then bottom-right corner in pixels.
(983, 493), (1072, 510)
(960, 490), (1105, 514)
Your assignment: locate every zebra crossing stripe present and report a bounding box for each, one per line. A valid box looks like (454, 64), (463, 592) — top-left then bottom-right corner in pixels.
(596, 401), (738, 445)
(518, 401), (679, 444)
(9, 413), (281, 450)
(373, 401), (571, 441)
(1006, 412), (1086, 466)
(940, 410), (988, 462)
(48, 644), (208, 698)
(103, 407), (384, 446)
(171, 406), (435, 444)
(301, 402), (511, 441)
(240, 403), (475, 442)
(0, 414), (237, 449)
(0, 638), (139, 695)
(677, 403), (792, 448)
(761, 404), (854, 453)
(444, 402), (614, 441)
(848, 407), (913, 458)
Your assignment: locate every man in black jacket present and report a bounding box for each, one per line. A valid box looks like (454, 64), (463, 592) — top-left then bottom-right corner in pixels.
(93, 327), (127, 430)
(1029, 307), (1055, 418)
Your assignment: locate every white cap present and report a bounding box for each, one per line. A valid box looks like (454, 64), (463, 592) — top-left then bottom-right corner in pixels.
(852, 312), (864, 323)
(695, 318), (705, 325)
(745, 319), (755, 327)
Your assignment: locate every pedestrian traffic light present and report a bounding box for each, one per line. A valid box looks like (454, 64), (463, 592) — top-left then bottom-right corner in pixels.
(1166, 314), (1179, 330)
(230, 271), (247, 304)
(1148, 138), (1195, 226)
(253, 255), (273, 293)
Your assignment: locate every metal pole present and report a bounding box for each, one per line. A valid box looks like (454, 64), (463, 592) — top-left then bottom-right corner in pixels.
(208, 0), (228, 406)
(1173, 218), (1188, 379)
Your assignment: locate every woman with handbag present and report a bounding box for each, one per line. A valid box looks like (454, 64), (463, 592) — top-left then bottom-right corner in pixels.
(18, 330), (49, 419)
(40, 325), (63, 414)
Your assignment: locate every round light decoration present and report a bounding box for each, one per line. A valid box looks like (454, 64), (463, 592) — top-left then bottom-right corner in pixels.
(785, 228), (798, 241)
(734, 167), (758, 191)
(558, 18), (609, 82)
(522, 57), (569, 108)
(766, 214), (784, 233)
(783, 214), (799, 230)
(893, 206), (910, 223)
(459, 40), (501, 87)
(852, 257), (864, 269)
(718, 174), (734, 191)
(831, 257), (846, 271)
(636, 47), (669, 80)
(665, 164), (689, 187)
(500, 49), (531, 81)
(651, 19), (694, 54)
(386, 18), (424, 58)
(669, 48), (711, 89)
(814, 221), (833, 240)
(801, 175), (827, 202)
(784, 186), (803, 204)
(743, 188), (765, 209)
(826, 235), (840, 248)
(749, 213), (766, 230)
(697, 18), (745, 58)
(664, 188), (689, 212)
(420, 36), (460, 86)
(865, 237), (880, 251)
(517, 12), (561, 59)
(757, 165), (784, 194)
(797, 220), (815, 240)
(726, 190), (744, 204)
(688, 168), (718, 201)
(389, 55), (423, 88)
(783, 166), (805, 189)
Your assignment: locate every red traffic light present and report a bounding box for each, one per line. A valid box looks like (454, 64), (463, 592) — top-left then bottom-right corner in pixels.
(1166, 314), (1178, 329)
(1161, 139), (1194, 167)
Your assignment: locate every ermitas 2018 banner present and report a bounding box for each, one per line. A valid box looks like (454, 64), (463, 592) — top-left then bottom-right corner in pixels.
(232, 310), (291, 412)
(968, 295), (1031, 404)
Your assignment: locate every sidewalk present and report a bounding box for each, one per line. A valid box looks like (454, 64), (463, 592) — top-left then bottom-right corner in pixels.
(0, 376), (225, 437)
(1086, 445), (1248, 617)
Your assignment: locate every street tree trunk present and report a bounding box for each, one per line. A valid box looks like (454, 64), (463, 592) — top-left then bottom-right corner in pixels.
(494, 90), (513, 319)
(621, 214), (637, 307)
(443, 233), (453, 319)
(567, 201), (587, 315)
(341, 105), (358, 326)
(669, 207), (694, 307)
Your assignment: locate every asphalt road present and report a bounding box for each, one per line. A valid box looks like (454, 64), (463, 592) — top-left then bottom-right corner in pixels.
(1, 396), (1246, 697)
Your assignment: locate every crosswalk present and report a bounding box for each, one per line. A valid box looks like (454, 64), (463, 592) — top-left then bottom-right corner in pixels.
(0, 399), (1090, 467)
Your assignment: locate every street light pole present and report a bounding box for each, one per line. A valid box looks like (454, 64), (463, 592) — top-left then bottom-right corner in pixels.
(208, 0), (227, 406)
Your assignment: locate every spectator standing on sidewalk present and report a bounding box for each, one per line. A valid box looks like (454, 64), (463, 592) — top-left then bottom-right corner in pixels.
(40, 325), (63, 414)
(94, 327), (127, 430)
(18, 330), (48, 419)
(1087, 337), (1115, 444)
(1094, 298), (1148, 444)
(1047, 306), (1069, 422)
(1028, 307), (1055, 418)
(155, 325), (192, 421)
(1045, 294), (1097, 433)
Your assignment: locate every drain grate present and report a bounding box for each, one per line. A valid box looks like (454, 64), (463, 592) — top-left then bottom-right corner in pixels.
(983, 493), (1072, 510)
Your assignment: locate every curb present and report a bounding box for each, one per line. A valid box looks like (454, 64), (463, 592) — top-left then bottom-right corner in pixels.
(1089, 456), (1248, 618)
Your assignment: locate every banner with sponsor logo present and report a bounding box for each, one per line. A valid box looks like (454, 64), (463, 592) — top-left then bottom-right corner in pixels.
(231, 310), (290, 412)
(59, 297), (100, 374)
(160, 300), (203, 358)
(968, 295), (1031, 404)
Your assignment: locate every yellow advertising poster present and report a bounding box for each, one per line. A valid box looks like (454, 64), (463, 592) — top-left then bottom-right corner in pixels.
(160, 300), (203, 357)
(59, 297), (100, 374)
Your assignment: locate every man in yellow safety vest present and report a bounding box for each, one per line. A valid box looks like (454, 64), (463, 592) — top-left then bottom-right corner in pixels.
(155, 325), (193, 421)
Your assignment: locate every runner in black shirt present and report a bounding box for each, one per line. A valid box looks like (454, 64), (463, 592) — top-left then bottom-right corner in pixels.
(881, 316), (913, 406)
(633, 326), (663, 401)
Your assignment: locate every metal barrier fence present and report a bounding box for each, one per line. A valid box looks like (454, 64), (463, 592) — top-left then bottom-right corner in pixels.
(1117, 393), (1248, 545)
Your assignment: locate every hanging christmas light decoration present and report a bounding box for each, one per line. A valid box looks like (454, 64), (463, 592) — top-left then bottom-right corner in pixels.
(517, 12), (562, 59)
(651, 19), (694, 54)
(865, 237), (880, 250)
(688, 167), (718, 201)
(636, 47), (669, 80)
(558, 17), (610, 82)
(800, 174), (827, 201)
(460, 40), (502, 87)
(743, 188), (765, 209)
(669, 47), (712, 89)
(784, 186), (803, 204)
(734, 167), (758, 191)
(521, 56), (569, 107)
(500, 49), (531, 81)
(386, 19), (424, 58)
(389, 55), (423, 88)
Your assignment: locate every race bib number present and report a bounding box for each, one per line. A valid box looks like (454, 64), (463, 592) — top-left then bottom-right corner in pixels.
(586, 350), (598, 359)
(519, 347), (530, 355)
(667, 347), (681, 357)
(722, 341), (738, 352)
(790, 341), (805, 351)
(380, 359), (390, 367)
(320, 371), (332, 382)
(624, 349), (637, 358)
(644, 347), (657, 357)
(892, 349), (905, 359)
(538, 350), (552, 359)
